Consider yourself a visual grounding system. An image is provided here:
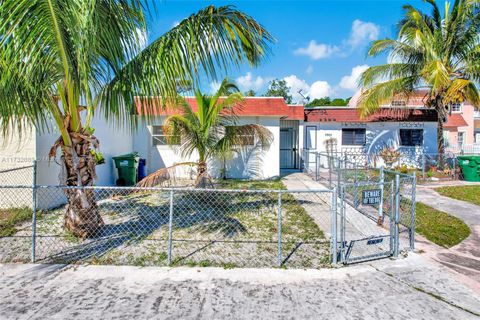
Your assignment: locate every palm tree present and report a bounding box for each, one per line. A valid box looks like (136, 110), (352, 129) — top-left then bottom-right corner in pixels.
(358, 0), (480, 157)
(160, 79), (273, 187)
(0, 1), (273, 238)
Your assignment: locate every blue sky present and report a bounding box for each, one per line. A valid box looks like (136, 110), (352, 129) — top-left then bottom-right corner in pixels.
(146, 0), (433, 101)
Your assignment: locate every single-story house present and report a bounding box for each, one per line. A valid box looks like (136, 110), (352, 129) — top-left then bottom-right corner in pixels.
(0, 96), (442, 188)
(303, 106), (438, 167)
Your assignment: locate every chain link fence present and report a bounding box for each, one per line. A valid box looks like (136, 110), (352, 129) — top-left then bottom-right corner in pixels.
(302, 149), (416, 255)
(0, 161), (339, 268)
(1, 156), (414, 267)
(302, 148), (478, 182)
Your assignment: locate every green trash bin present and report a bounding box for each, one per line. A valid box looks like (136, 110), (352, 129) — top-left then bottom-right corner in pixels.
(112, 153), (140, 186)
(458, 155), (480, 182)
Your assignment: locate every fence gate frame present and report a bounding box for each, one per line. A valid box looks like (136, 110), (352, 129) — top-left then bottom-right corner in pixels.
(337, 180), (399, 265)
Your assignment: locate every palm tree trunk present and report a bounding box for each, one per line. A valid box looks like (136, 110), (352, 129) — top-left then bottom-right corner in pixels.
(61, 132), (104, 238)
(435, 96), (446, 168)
(195, 161), (208, 188)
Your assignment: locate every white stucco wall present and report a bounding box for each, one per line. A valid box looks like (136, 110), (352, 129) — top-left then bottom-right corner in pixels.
(35, 117), (133, 187)
(133, 116), (280, 180)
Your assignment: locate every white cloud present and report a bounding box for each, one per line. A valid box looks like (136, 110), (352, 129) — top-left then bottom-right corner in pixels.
(294, 41), (339, 60)
(133, 27), (148, 51)
(310, 81), (332, 99)
(209, 80), (221, 93)
(236, 72), (268, 92)
(347, 20), (380, 48)
(294, 20), (380, 60)
(283, 75), (333, 102)
(306, 65), (314, 75)
(339, 64), (369, 91)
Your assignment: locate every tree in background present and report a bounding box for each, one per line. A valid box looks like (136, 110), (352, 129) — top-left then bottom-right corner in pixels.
(245, 89), (256, 96)
(0, 1), (273, 238)
(264, 79), (293, 103)
(161, 79), (273, 187)
(358, 0), (480, 156)
(305, 97), (350, 107)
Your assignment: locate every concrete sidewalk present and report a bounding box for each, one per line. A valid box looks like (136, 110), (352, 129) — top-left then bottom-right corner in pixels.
(416, 186), (480, 286)
(1, 254), (479, 319)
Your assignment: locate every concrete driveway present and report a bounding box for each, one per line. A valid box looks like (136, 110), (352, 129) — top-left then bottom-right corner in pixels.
(1, 254), (480, 320)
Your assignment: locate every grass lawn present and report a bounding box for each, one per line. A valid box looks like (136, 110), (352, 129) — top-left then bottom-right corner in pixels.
(415, 202), (470, 248)
(0, 207), (35, 237)
(435, 185), (480, 206)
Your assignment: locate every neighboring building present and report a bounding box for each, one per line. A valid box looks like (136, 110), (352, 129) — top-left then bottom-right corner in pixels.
(350, 89), (480, 153)
(474, 109), (480, 144)
(303, 107), (438, 167)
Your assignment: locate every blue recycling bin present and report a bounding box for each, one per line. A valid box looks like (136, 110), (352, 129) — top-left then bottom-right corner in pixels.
(137, 158), (147, 182)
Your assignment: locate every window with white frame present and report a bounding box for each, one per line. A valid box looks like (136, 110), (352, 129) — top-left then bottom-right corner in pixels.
(457, 131), (466, 146)
(152, 126), (180, 146)
(305, 126), (317, 149)
(450, 103), (462, 113)
(342, 128), (366, 146)
(400, 129), (423, 147)
(443, 131), (450, 147)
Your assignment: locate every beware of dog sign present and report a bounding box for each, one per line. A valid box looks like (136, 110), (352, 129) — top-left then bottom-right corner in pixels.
(362, 189), (381, 205)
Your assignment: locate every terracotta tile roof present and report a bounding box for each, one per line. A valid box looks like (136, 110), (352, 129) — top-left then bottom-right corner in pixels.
(444, 114), (468, 129)
(135, 97), (304, 120)
(304, 107), (438, 123)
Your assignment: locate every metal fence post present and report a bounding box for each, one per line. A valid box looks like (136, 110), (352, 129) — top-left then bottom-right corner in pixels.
(410, 172), (416, 250)
(339, 186), (346, 263)
(394, 174), (400, 258)
(167, 190), (174, 266)
(315, 152), (319, 181)
(331, 188), (338, 265)
(277, 192), (282, 267)
(337, 158), (342, 188)
(31, 160), (37, 263)
(389, 180), (395, 255)
(452, 156), (457, 180)
(379, 166), (385, 221)
(328, 154), (332, 189)
(421, 153), (426, 179)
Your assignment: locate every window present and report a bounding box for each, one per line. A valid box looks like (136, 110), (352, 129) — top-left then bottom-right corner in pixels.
(342, 129), (366, 146)
(152, 126), (180, 146)
(443, 131), (450, 147)
(400, 129), (423, 146)
(305, 126), (317, 149)
(450, 103), (462, 113)
(458, 132), (465, 146)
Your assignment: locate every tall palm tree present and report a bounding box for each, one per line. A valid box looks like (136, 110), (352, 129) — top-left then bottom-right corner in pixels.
(160, 79), (273, 187)
(358, 0), (480, 157)
(0, 1), (273, 237)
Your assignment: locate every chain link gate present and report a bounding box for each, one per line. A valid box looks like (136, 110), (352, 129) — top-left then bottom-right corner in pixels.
(337, 179), (399, 264)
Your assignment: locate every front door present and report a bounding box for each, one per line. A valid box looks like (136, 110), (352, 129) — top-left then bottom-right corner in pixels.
(280, 128), (296, 169)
